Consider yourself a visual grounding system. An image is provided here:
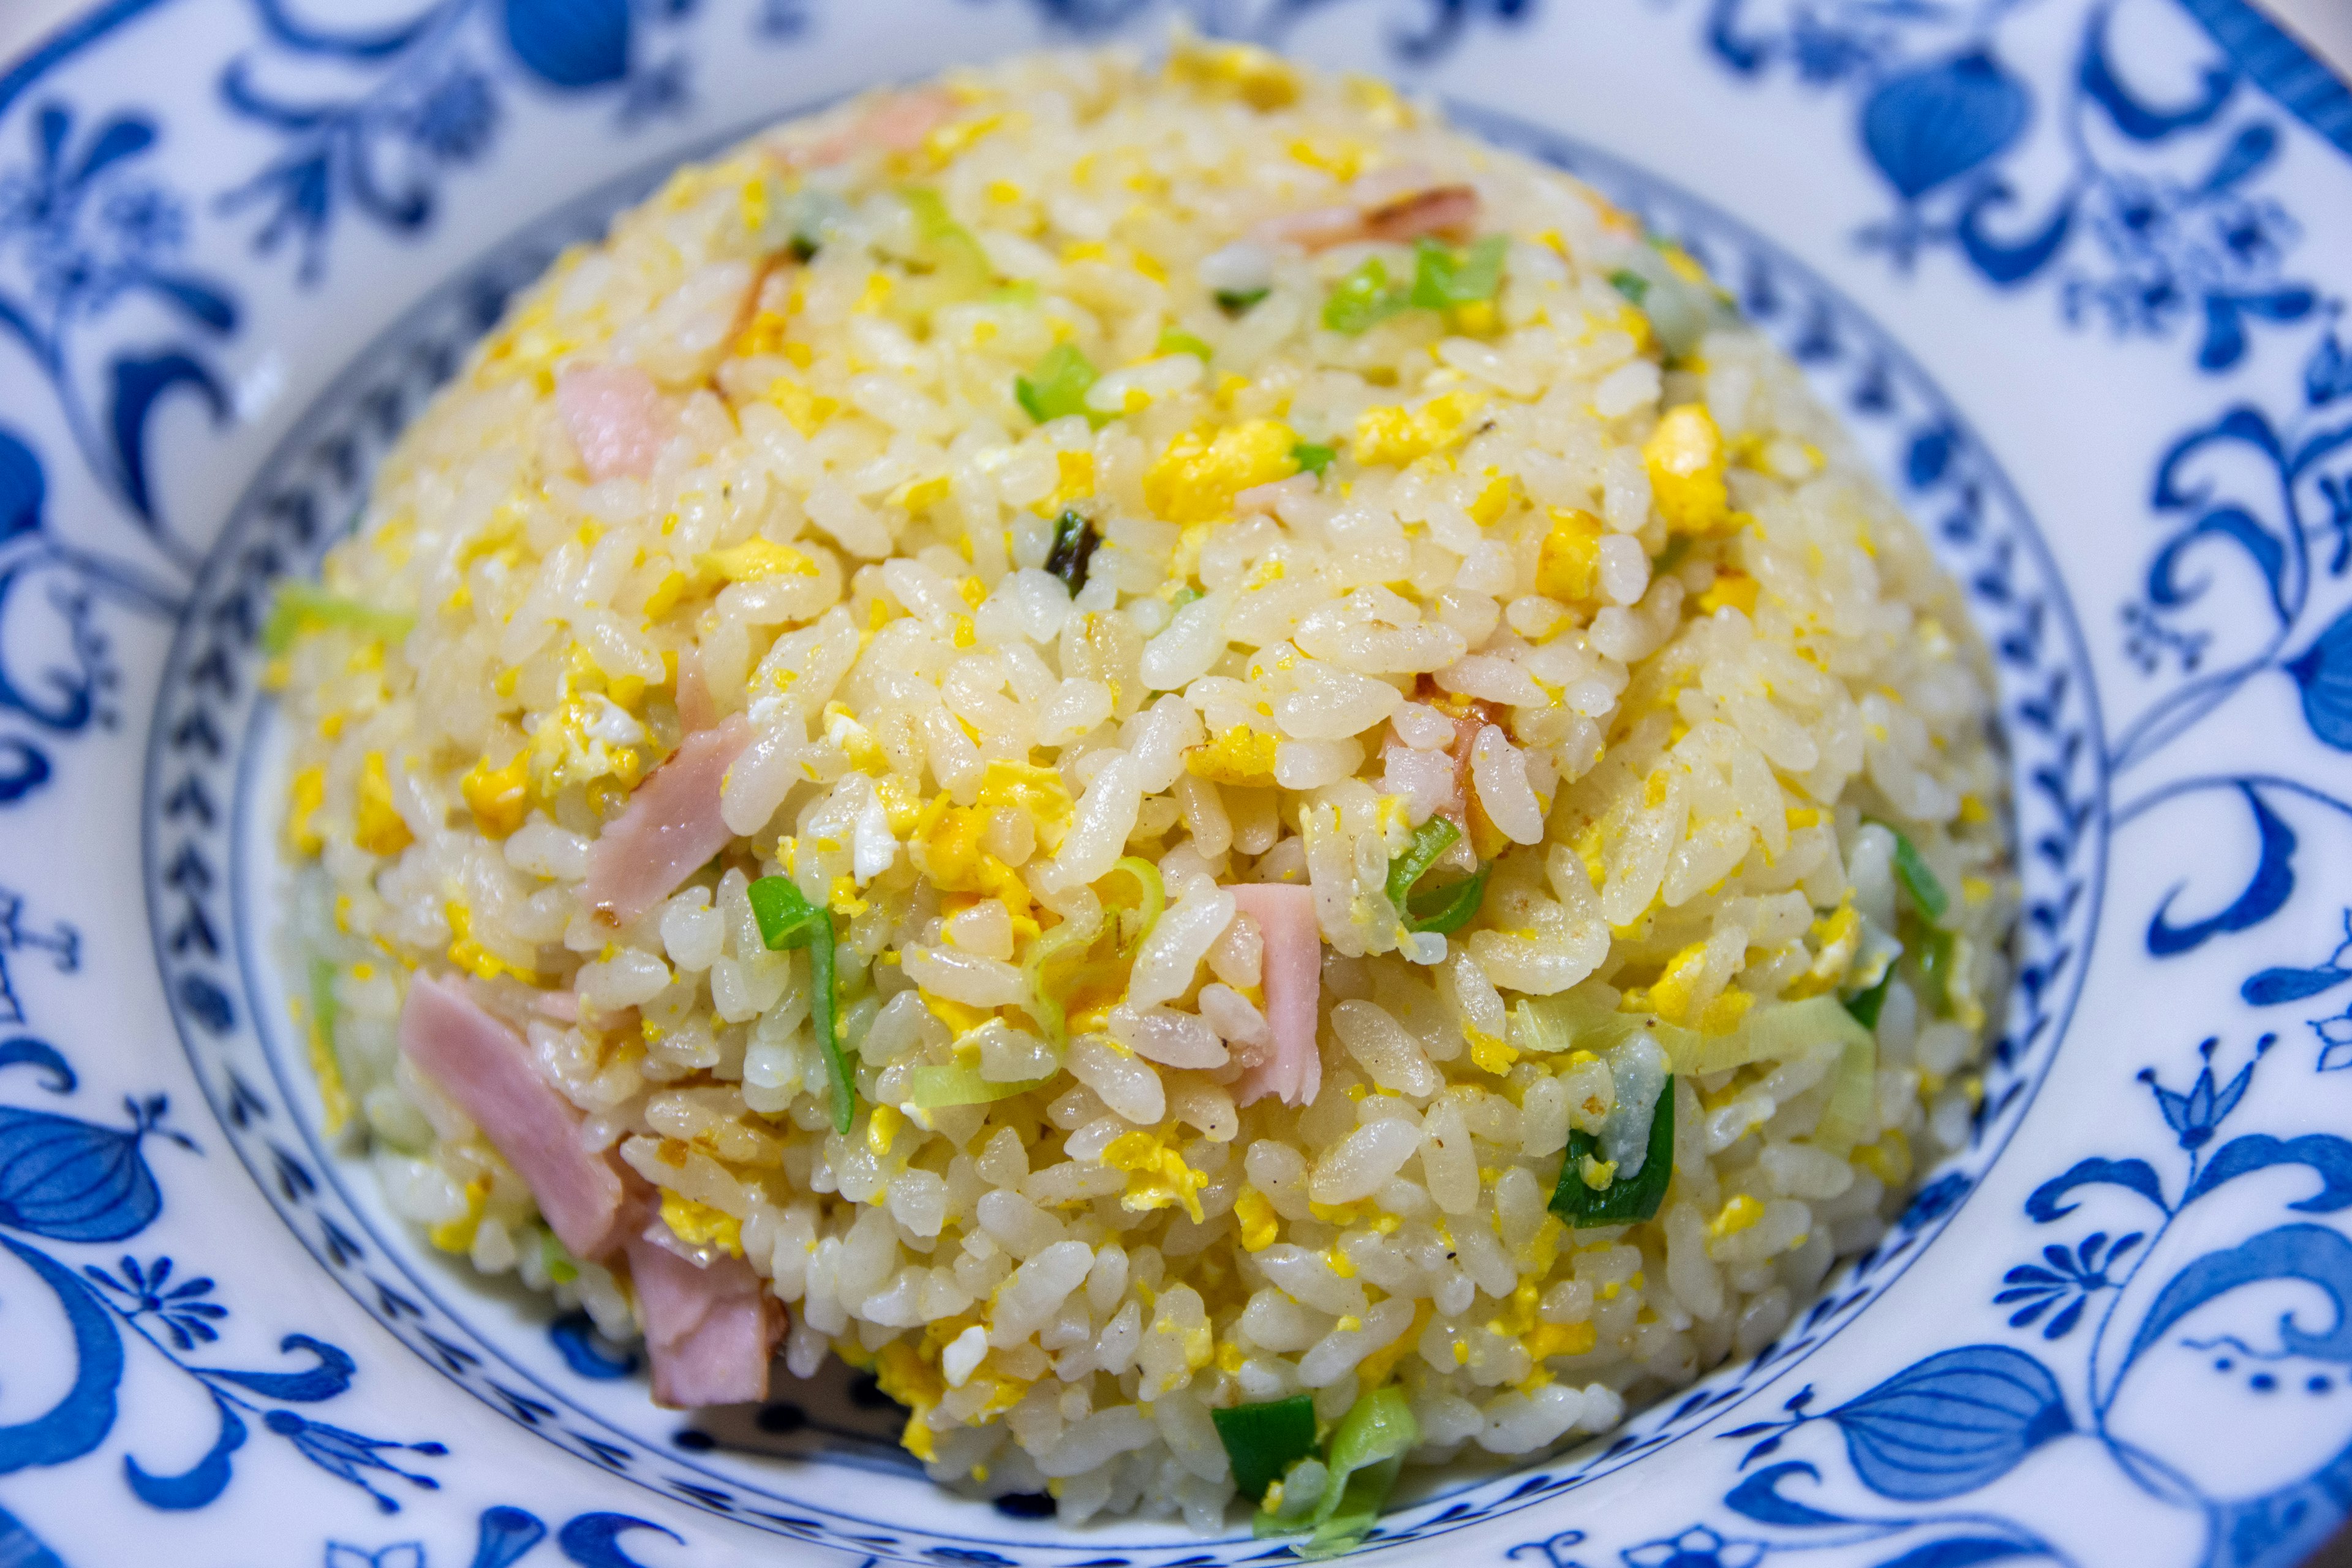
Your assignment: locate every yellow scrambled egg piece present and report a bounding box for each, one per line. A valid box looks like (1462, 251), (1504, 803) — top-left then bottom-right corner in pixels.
(429, 1175), (490, 1253)
(974, 759), (1074, 852)
(696, 538), (818, 587)
(355, 751), (413, 857)
(1353, 391), (1486, 467)
(1185, 723), (1279, 787)
(446, 900), (537, 985)
(660, 1190), (745, 1257)
(1144, 420), (1298, 523)
(1234, 1186), (1280, 1251)
(1166, 36), (1300, 109)
(1644, 404), (1733, 536)
(287, 764), (326, 856)
(462, 750), (532, 838)
(1104, 1129), (1207, 1223)
(1536, 507), (1604, 603)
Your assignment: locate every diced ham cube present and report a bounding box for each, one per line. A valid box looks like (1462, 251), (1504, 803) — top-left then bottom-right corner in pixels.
(556, 363), (673, 483)
(582, 714), (752, 929)
(1227, 883), (1323, 1109)
(625, 1232), (783, 1409)
(397, 972), (628, 1261)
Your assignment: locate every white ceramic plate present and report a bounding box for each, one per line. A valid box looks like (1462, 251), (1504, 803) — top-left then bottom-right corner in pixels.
(1, 1), (2348, 1564)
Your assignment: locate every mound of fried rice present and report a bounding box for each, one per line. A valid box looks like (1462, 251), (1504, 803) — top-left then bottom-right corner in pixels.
(274, 39), (2013, 1535)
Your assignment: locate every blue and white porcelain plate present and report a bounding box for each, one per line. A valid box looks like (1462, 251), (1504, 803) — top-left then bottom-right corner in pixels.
(1, 1), (2348, 1564)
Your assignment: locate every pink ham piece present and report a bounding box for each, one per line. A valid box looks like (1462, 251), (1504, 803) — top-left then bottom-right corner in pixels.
(1227, 883), (1324, 1109)
(625, 1232), (783, 1409)
(673, 646), (718, 735)
(1251, 205), (1370, 253)
(1363, 184), (1479, 244)
(556, 363), (674, 483)
(583, 713), (752, 928)
(795, 86), (959, 167)
(397, 972), (628, 1260)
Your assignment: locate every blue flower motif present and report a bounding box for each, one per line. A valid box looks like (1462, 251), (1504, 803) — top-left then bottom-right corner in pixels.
(401, 62), (499, 164)
(265, 1409), (448, 1515)
(1621, 1525), (1765, 1568)
(83, 1253), (228, 1349)
(2315, 1005), (2352, 1072)
(1994, 1230), (2145, 1338)
(2137, 1035), (2266, 1150)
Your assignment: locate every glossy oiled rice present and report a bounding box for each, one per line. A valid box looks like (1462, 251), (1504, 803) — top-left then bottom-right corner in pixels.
(276, 39), (2013, 1532)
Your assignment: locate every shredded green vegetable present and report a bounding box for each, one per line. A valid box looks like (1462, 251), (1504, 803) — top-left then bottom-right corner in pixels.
(540, 1229), (579, 1284)
(1215, 286), (1270, 313)
(1102, 856), (1165, 954)
(1014, 342), (1104, 426)
(1157, 325), (1213, 360)
(262, 581), (415, 655)
(1322, 257), (1408, 334)
(309, 956), (338, 1055)
(1812, 1026), (1879, 1156)
(1550, 1076), (1675, 1227)
(1291, 441), (1336, 477)
(1409, 234), (1508, 309)
(1917, 925), (1958, 1018)
(1384, 817), (1490, 935)
(1283, 1385), (1420, 1557)
(1018, 911), (1101, 1047)
(1607, 268), (1649, 304)
(747, 876), (853, 1134)
(908, 1060), (1054, 1109)
(1213, 1395), (1319, 1502)
(1884, 826), (1951, 922)
(1845, 971), (1893, 1030)
(1044, 508), (1101, 592)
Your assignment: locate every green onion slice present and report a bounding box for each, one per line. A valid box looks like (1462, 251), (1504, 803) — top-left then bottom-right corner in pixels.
(747, 875), (853, 1134)
(1014, 342), (1103, 426)
(1213, 1395), (1319, 1503)
(1291, 441), (1336, 477)
(1549, 1076), (1676, 1227)
(1408, 234), (1508, 310)
(1215, 286), (1270, 313)
(1322, 258), (1408, 334)
(1385, 816), (1490, 936)
(1157, 325), (1213, 360)
(262, 581), (415, 655)
(1885, 826), (1951, 923)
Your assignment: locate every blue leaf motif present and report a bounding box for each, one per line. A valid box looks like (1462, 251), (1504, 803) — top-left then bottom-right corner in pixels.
(2078, 6), (2234, 141)
(0, 1505), (64, 1568)
(2026, 1156), (2170, 1221)
(1723, 1461), (1861, 1527)
(2286, 606), (2352, 750)
(0, 429), (41, 545)
(1954, 181), (2076, 286)
(555, 1513), (683, 1567)
(2121, 1223), (2352, 1375)
(2199, 287), (2316, 374)
(123, 1398), (246, 1509)
(2181, 1134), (2352, 1212)
(503, 0), (631, 89)
(0, 1236), (124, 1472)
(1860, 51), (2030, 201)
(1823, 1345), (2071, 1501)
(0, 1038), (73, 1094)
(2146, 785), (2294, 956)
(472, 1506), (549, 1568)
(202, 1333), (358, 1402)
(1875, 1541), (2037, 1568)
(107, 352), (232, 527)
(0, 1102), (165, 1242)
(2242, 963), (2352, 1005)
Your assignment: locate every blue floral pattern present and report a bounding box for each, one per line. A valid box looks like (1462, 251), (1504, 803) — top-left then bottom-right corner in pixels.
(1692, 0), (2322, 374)
(0, 0), (2344, 1561)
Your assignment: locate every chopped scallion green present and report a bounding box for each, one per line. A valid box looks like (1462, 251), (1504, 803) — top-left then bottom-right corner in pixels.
(1044, 508), (1101, 593)
(747, 876), (852, 1133)
(1408, 234), (1508, 309)
(1885, 826), (1951, 922)
(1157, 325), (1213, 360)
(1607, 268), (1649, 304)
(1213, 1395), (1319, 1502)
(1291, 441), (1336, 477)
(262, 581), (415, 655)
(1322, 258), (1408, 334)
(1215, 286), (1270, 313)
(1014, 342), (1103, 426)
(1549, 1078), (1676, 1227)
(1385, 816), (1491, 935)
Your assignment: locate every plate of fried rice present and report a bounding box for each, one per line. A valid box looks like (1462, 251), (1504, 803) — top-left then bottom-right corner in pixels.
(6, 2), (2351, 1566)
